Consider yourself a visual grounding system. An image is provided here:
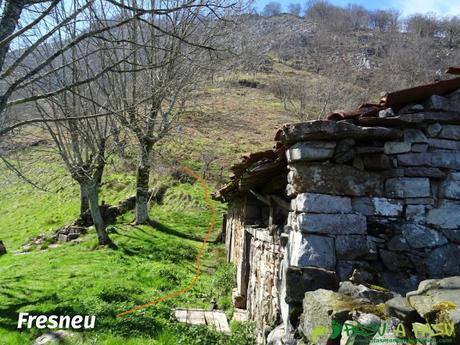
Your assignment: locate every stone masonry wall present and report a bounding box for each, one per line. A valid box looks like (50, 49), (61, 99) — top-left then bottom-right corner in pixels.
(224, 90), (460, 344)
(278, 98), (460, 338)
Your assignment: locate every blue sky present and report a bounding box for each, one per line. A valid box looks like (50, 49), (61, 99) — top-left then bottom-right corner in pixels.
(255, 0), (460, 16)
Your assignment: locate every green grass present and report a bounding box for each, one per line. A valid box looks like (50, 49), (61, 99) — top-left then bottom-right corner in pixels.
(0, 151), (255, 345)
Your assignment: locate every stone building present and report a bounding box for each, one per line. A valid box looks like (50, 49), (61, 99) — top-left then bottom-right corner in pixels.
(214, 71), (460, 344)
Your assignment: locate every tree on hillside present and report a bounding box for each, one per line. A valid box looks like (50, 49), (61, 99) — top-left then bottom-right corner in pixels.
(441, 16), (460, 48)
(347, 4), (369, 31)
(406, 13), (440, 37)
(32, 2), (120, 245)
(288, 3), (301, 17)
(262, 2), (282, 17)
(97, 0), (230, 224)
(369, 10), (392, 31)
(304, 0), (334, 23)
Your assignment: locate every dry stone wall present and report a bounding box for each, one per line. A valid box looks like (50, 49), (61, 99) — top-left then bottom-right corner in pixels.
(223, 90), (460, 344)
(281, 117), (460, 296)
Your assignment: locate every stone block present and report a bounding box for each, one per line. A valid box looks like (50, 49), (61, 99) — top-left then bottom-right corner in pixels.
(352, 197), (403, 216)
(405, 197), (435, 205)
(428, 138), (460, 150)
(425, 123), (442, 137)
(403, 129), (428, 143)
(333, 138), (355, 163)
(58, 234), (68, 242)
(411, 143), (428, 152)
(300, 290), (358, 345)
(404, 167), (446, 178)
(275, 120), (402, 144)
(339, 281), (395, 304)
(294, 193), (352, 213)
(373, 197), (403, 216)
(380, 272), (421, 295)
(380, 250), (413, 271)
(439, 125), (460, 140)
(399, 103), (424, 114)
(397, 153), (431, 166)
(286, 141), (336, 163)
(297, 213), (367, 235)
(335, 235), (369, 259)
(431, 151), (460, 169)
(379, 108), (395, 118)
(351, 197), (374, 215)
(387, 235), (410, 251)
(385, 296), (419, 323)
(440, 173), (460, 199)
(424, 244), (460, 276)
(441, 229), (460, 243)
(384, 141), (411, 154)
(405, 205), (426, 223)
(427, 200), (460, 229)
(356, 146), (384, 154)
(427, 94), (460, 113)
(287, 163), (384, 197)
(285, 266), (339, 303)
(288, 232), (336, 269)
(363, 154), (392, 170)
(385, 178), (431, 198)
(401, 224), (448, 249)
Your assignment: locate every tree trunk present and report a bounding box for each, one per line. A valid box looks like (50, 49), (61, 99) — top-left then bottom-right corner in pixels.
(80, 183), (89, 216)
(135, 140), (152, 224)
(0, 1), (24, 71)
(85, 179), (110, 245)
(95, 158), (105, 187)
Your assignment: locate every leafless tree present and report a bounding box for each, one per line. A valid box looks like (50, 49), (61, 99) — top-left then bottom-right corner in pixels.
(346, 4), (369, 31)
(406, 13), (440, 38)
(441, 16), (460, 48)
(262, 1), (281, 17)
(31, 1), (121, 245)
(287, 3), (301, 17)
(96, 0), (232, 224)
(304, 0), (334, 23)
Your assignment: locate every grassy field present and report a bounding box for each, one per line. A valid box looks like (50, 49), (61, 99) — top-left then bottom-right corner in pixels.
(0, 152), (255, 345)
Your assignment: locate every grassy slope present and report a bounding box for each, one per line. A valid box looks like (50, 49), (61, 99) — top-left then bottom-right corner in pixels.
(0, 153), (253, 345)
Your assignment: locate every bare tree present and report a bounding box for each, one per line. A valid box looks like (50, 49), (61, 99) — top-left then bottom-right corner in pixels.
(304, 0), (334, 23)
(97, 0), (230, 224)
(287, 3), (301, 17)
(262, 2), (282, 17)
(31, 1), (119, 245)
(347, 4), (369, 31)
(369, 9), (392, 31)
(441, 16), (460, 48)
(406, 13), (440, 37)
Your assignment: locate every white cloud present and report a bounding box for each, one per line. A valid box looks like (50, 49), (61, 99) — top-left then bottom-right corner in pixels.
(391, 0), (460, 17)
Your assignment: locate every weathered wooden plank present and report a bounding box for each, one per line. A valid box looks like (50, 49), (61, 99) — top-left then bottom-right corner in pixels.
(204, 311), (216, 329)
(174, 308), (229, 334)
(212, 311), (230, 334)
(187, 310), (206, 325)
(174, 309), (187, 323)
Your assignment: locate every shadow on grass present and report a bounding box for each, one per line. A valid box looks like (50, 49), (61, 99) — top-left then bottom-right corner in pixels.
(146, 219), (211, 243)
(0, 279), (62, 331)
(113, 225), (198, 264)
